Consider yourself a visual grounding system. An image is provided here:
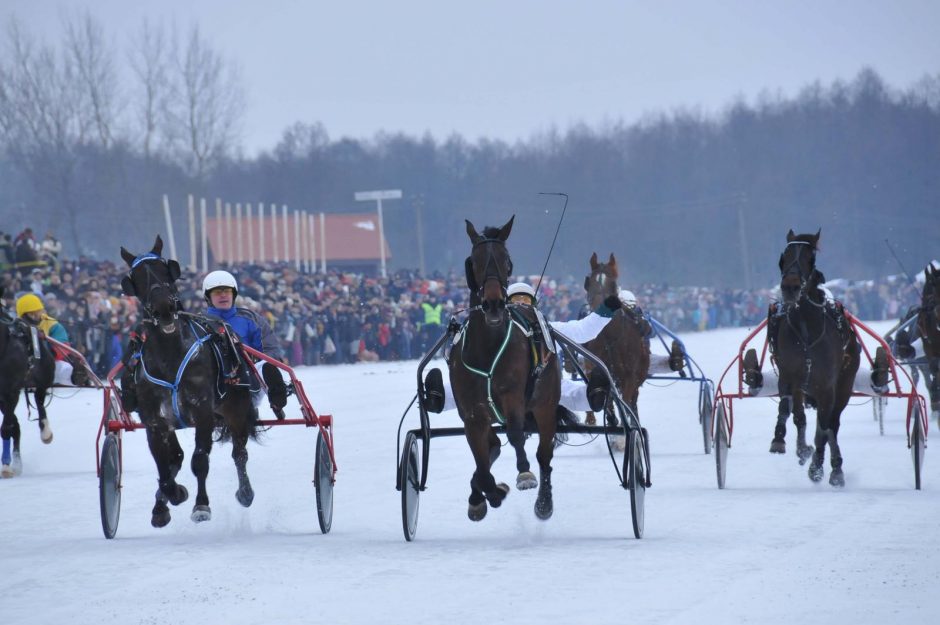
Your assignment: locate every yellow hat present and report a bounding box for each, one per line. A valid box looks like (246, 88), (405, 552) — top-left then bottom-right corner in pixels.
(16, 293), (44, 317)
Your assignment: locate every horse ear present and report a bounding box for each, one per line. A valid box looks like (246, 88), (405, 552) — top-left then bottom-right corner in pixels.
(152, 235), (163, 256)
(590, 252), (598, 270)
(465, 220), (481, 243)
(813, 229), (821, 249)
(608, 253), (618, 277)
(120, 247), (136, 267)
(786, 229), (796, 242)
(121, 276), (137, 296)
(496, 215), (514, 241)
(167, 259), (181, 281)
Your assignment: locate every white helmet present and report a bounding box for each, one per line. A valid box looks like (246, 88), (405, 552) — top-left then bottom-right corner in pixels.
(203, 270), (238, 299)
(507, 281), (536, 303)
(619, 289), (637, 306)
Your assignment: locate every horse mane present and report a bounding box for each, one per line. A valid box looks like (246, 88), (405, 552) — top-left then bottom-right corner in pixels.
(480, 225), (503, 239)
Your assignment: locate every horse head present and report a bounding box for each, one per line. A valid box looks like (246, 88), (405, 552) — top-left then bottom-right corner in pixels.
(465, 216), (514, 326)
(778, 229), (821, 305)
(119, 235), (182, 335)
(585, 252), (619, 309)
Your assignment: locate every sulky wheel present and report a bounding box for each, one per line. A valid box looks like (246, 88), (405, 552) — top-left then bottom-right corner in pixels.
(99, 432), (122, 539)
(911, 402), (925, 491)
(715, 402), (729, 489)
(699, 384), (714, 455)
(314, 429), (334, 534)
(400, 432), (421, 542)
(873, 395), (886, 436)
(623, 427), (648, 539)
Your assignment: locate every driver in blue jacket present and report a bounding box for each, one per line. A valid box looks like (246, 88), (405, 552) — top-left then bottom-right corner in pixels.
(202, 270), (289, 419)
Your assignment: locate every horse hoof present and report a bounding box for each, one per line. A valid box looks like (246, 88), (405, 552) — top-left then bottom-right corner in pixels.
(2, 452), (23, 477)
(808, 464), (824, 482)
(151, 510), (171, 528)
(1, 464), (13, 478)
(168, 484), (188, 506)
(488, 483), (510, 509)
(516, 471), (537, 490)
(191, 505), (212, 523)
(797, 446), (815, 465)
(534, 497), (554, 521)
(468, 501), (488, 521)
(40, 425), (53, 444)
(769, 439), (786, 454)
(236, 486), (254, 507)
(829, 468), (845, 488)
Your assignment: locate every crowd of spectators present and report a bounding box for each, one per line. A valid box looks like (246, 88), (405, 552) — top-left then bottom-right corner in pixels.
(1, 226), (924, 374)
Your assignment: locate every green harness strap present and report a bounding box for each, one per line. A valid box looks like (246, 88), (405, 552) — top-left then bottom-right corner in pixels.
(458, 314), (531, 424)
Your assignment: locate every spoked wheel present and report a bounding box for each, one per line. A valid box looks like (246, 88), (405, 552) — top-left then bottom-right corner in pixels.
(911, 402), (925, 491)
(400, 432), (421, 542)
(715, 402), (729, 489)
(99, 433), (122, 539)
(314, 429), (334, 534)
(623, 428), (648, 539)
(873, 395), (886, 436)
(699, 384), (714, 455)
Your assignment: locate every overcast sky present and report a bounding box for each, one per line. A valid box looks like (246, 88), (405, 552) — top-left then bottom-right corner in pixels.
(6, 1), (940, 156)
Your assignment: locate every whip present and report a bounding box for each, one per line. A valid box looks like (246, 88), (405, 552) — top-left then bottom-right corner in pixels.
(534, 192), (569, 298)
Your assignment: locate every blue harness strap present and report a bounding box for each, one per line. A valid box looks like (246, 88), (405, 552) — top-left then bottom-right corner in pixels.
(137, 319), (213, 429)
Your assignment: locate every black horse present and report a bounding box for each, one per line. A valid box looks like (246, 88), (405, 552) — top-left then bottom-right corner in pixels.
(763, 230), (860, 486)
(582, 253), (651, 428)
(916, 264), (940, 421)
(120, 236), (259, 526)
(448, 216), (561, 521)
(0, 287), (55, 478)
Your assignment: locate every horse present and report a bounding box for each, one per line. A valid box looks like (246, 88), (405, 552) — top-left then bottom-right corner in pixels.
(0, 286), (56, 478)
(448, 216), (561, 521)
(120, 236), (259, 526)
(767, 229), (860, 486)
(915, 264), (940, 421)
(582, 253), (651, 426)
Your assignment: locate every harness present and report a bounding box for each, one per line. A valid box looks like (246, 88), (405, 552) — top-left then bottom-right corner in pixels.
(455, 305), (544, 424)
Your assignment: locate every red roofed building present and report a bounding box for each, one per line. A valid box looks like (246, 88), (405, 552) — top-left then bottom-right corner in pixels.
(205, 212), (391, 274)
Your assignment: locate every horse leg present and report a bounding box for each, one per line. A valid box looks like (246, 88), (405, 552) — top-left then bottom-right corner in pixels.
(465, 421), (508, 521)
(190, 424), (213, 522)
(231, 419), (254, 507)
(1, 400), (22, 478)
(770, 391), (790, 454)
(791, 390), (814, 464)
(145, 426), (188, 528)
(533, 408), (557, 521)
(807, 390), (836, 484)
(807, 419), (826, 483)
(507, 417), (535, 490)
(33, 388), (53, 444)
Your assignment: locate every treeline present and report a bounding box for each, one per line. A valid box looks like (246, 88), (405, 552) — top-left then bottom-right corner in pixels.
(1, 12), (937, 287)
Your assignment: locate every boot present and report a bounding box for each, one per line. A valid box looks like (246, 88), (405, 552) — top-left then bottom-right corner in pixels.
(743, 349), (763, 389)
(669, 340), (686, 376)
(422, 368), (445, 413)
(262, 362), (287, 420)
(586, 368), (611, 412)
(871, 347), (889, 393)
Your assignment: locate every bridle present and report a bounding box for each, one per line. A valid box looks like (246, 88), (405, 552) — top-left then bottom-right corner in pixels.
(471, 237), (512, 307)
(123, 253), (181, 323)
(780, 241), (818, 305)
(585, 266), (616, 305)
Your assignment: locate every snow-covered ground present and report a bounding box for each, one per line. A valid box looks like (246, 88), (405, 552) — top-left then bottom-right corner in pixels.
(4, 321), (939, 625)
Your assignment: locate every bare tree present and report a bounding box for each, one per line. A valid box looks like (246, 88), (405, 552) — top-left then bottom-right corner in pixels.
(62, 10), (120, 149)
(166, 24), (244, 179)
(0, 18), (87, 250)
(127, 18), (170, 159)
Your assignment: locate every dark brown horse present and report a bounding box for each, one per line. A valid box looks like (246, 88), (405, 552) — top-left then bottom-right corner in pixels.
(769, 230), (859, 486)
(448, 216), (561, 521)
(120, 236), (259, 527)
(916, 264), (940, 421)
(0, 287), (55, 477)
(582, 253), (651, 425)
